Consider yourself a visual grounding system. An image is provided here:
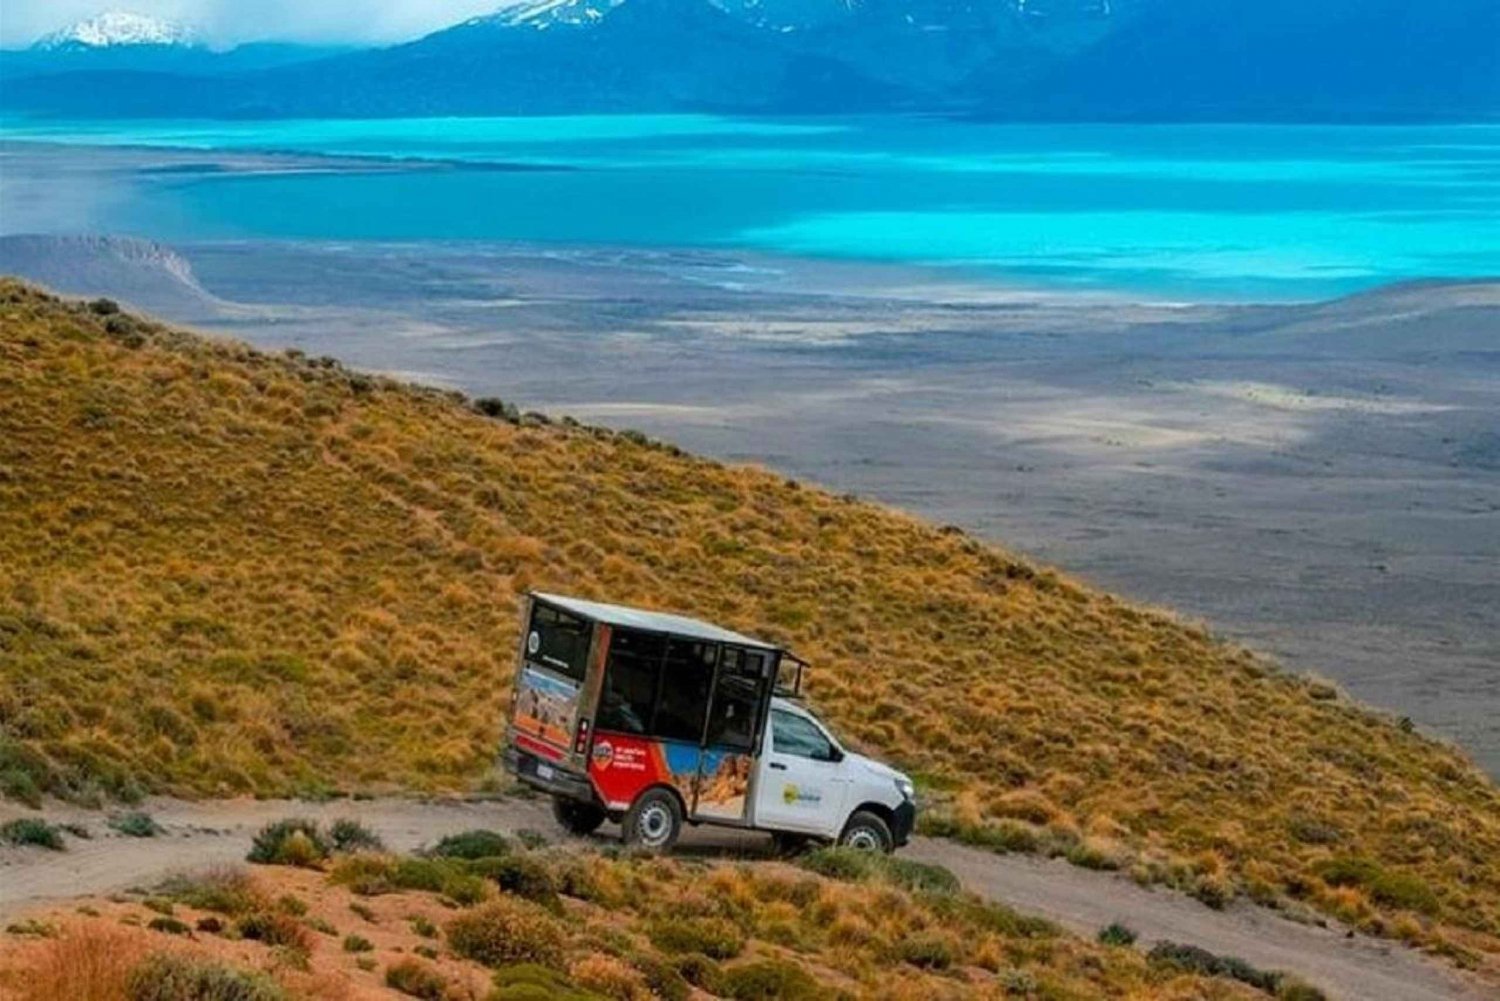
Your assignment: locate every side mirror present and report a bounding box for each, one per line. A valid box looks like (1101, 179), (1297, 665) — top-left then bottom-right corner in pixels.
(822, 746), (845, 764)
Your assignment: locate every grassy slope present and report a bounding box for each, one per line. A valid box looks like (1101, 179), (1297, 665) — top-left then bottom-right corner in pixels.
(1, 281), (1497, 962)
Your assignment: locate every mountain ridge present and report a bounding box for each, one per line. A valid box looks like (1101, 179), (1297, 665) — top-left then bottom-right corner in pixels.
(3, 0), (1494, 120)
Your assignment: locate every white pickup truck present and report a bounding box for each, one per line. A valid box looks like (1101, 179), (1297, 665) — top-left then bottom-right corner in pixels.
(502, 592), (916, 852)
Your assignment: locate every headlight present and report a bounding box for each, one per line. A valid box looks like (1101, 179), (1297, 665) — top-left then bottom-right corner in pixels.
(895, 777), (915, 801)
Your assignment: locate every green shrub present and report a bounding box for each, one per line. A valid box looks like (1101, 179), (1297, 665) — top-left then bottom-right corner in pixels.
(147, 916), (191, 936)
(1147, 941), (1281, 993)
(447, 897), (567, 969)
(125, 953), (286, 1001)
(428, 829), (511, 860)
(488, 963), (602, 1001)
(1313, 857), (1439, 915)
(797, 847), (878, 883)
(0, 818), (64, 850)
(1097, 922), (1138, 947)
(110, 811), (162, 837)
(343, 933), (374, 953)
(246, 819), (329, 867)
(671, 953), (722, 993)
(718, 959), (824, 1001)
(330, 818), (384, 853)
(1277, 981), (1330, 1001)
(646, 916), (746, 960)
(896, 930), (958, 969)
(386, 957), (450, 1000)
(884, 857), (961, 895)
(236, 911), (310, 950)
(156, 868), (262, 915)
(474, 854), (558, 907)
(631, 953), (690, 1001)
(410, 915), (438, 938)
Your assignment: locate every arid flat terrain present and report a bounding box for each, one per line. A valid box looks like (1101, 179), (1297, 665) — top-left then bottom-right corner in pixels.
(4, 232), (1494, 773)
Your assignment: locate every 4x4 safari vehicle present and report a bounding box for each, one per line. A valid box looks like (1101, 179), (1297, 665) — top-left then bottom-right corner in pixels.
(503, 593), (916, 853)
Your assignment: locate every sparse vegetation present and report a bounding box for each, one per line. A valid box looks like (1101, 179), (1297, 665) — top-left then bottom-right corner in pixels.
(1, 818), (64, 851)
(446, 897), (567, 969)
(125, 953), (286, 1001)
(245, 819), (329, 867)
(385, 956), (451, 999)
(427, 829), (510, 861)
(1, 282), (1497, 960)
(328, 817), (384, 853)
(108, 812), (161, 838)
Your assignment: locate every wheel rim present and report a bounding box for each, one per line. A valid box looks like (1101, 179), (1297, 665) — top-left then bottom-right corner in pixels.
(639, 802), (673, 846)
(846, 826), (883, 851)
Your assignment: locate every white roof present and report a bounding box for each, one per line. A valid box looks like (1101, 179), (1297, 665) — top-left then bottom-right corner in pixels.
(532, 592), (779, 651)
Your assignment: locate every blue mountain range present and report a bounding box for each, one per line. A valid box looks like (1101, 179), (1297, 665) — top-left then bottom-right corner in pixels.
(2, 0), (1495, 120)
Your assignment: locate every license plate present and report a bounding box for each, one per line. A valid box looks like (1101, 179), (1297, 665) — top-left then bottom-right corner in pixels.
(535, 763), (555, 781)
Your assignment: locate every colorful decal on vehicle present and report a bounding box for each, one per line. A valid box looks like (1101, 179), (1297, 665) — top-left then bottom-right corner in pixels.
(694, 750), (752, 821)
(586, 735), (750, 821)
(512, 665), (580, 750)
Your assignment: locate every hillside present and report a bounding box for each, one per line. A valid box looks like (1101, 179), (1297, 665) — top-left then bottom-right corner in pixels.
(1, 280), (1497, 969)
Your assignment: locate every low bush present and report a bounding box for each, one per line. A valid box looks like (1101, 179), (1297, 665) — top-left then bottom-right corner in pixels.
(646, 916), (746, 960)
(246, 819), (329, 867)
(1314, 857), (1440, 915)
(1097, 922), (1138, 947)
(386, 957), (450, 1000)
(1148, 941), (1282, 993)
(473, 854), (558, 907)
(428, 829), (511, 860)
(671, 953), (723, 993)
(487, 963), (601, 1001)
(446, 897), (567, 969)
(156, 868), (264, 915)
(570, 954), (650, 999)
(630, 953), (690, 1001)
(1, 818), (64, 850)
(125, 953), (286, 1001)
(236, 911), (310, 950)
(146, 917), (190, 936)
(109, 812), (162, 838)
(342, 933), (374, 953)
(329, 818), (384, 853)
(717, 959), (824, 1001)
(895, 930), (959, 969)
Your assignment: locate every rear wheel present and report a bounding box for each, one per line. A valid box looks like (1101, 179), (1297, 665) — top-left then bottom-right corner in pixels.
(551, 796), (606, 837)
(622, 788), (683, 852)
(838, 810), (894, 854)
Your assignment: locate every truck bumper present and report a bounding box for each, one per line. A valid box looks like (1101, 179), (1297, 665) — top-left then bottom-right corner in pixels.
(892, 800), (917, 847)
(503, 746), (595, 803)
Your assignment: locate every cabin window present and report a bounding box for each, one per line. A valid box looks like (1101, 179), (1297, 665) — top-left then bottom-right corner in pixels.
(704, 648), (770, 753)
(527, 603), (591, 682)
(653, 640), (715, 742)
(596, 628), (665, 736)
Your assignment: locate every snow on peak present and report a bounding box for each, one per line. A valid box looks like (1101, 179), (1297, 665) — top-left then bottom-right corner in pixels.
(34, 10), (197, 50)
(475, 0), (625, 31)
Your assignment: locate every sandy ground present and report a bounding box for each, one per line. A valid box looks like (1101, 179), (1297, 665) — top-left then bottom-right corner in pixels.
(0, 796), (1490, 1001)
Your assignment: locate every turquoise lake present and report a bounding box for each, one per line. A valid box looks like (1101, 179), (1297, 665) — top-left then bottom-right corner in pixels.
(3, 115), (1498, 301)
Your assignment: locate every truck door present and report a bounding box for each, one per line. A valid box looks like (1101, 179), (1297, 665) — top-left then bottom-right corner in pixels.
(752, 708), (850, 837)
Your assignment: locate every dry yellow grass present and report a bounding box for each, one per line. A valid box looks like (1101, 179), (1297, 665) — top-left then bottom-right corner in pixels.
(1, 280), (1497, 965)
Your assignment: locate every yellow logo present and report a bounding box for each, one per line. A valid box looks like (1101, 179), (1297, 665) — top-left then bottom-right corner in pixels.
(782, 784), (798, 805)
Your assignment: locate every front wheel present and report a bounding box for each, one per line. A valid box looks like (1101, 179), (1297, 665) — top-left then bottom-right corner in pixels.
(622, 788), (683, 852)
(838, 810), (894, 854)
(551, 796), (606, 837)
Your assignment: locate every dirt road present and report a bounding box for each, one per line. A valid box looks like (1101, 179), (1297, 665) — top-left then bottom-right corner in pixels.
(1, 796), (1488, 1001)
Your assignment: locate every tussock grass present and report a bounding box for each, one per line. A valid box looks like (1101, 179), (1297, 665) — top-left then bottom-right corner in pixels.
(1, 281), (1497, 961)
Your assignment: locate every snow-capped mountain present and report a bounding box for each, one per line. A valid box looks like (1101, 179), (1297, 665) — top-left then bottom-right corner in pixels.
(480, 0), (625, 30)
(33, 10), (198, 50)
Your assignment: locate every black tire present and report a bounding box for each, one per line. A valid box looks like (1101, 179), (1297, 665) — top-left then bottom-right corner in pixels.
(622, 787), (683, 852)
(838, 810), (894, 854)
(551, 796), (606, 837)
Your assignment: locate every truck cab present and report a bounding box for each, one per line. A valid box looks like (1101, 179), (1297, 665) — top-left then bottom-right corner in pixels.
(502, 592), (915, 852)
